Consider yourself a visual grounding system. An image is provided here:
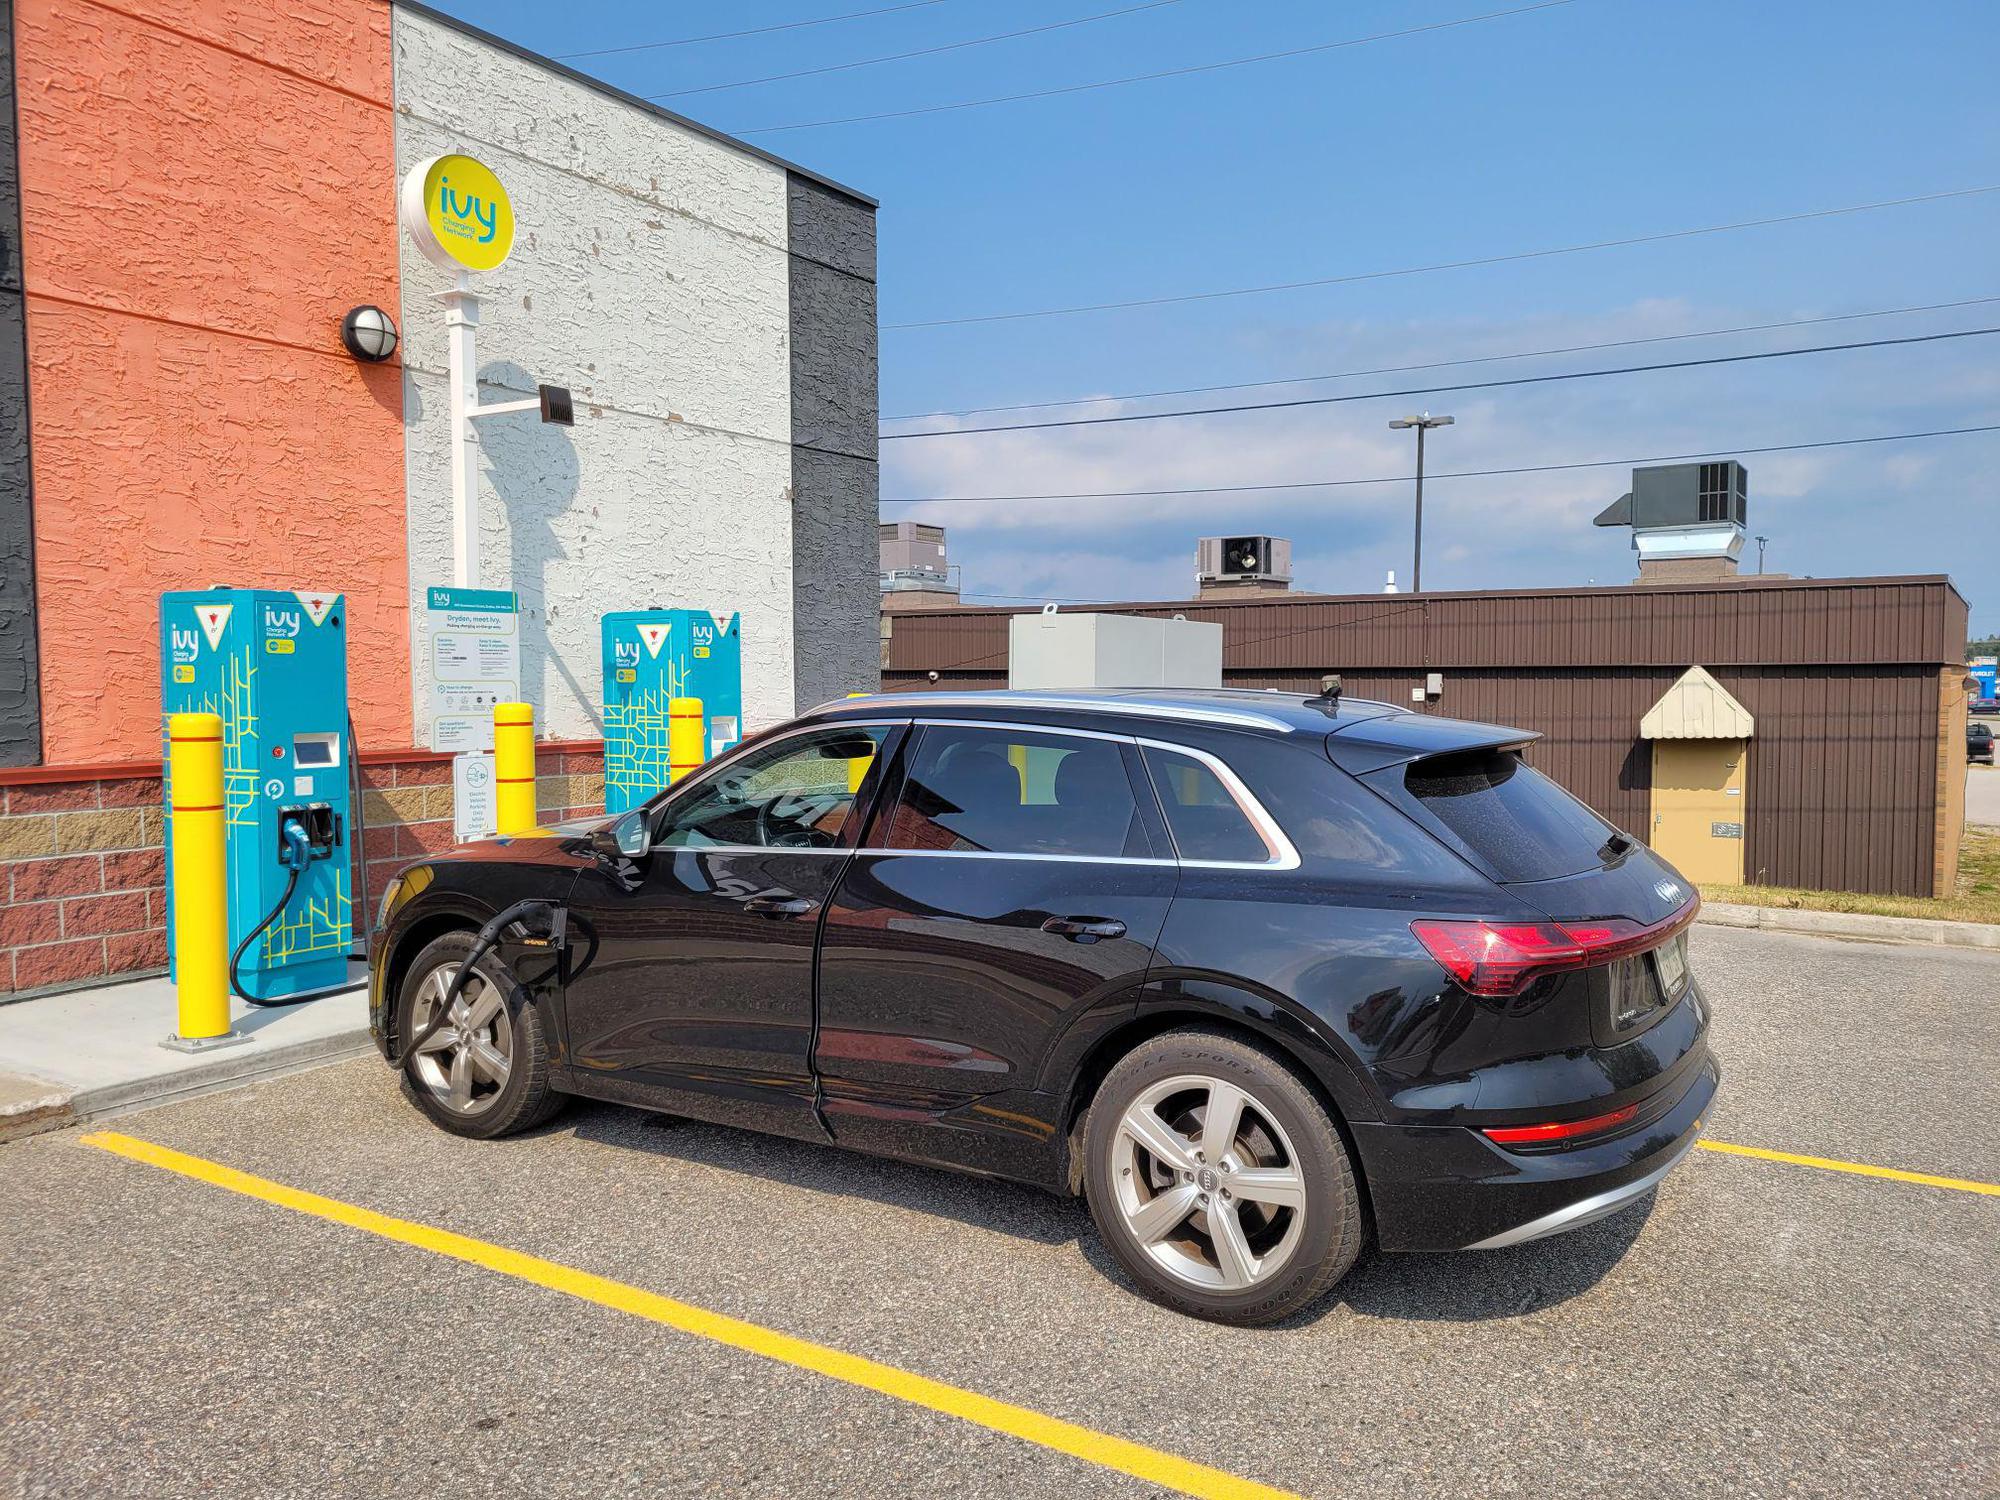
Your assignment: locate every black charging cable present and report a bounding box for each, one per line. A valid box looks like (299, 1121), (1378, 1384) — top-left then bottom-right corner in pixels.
(389, 899), (566, 1072)
(231, 819), (316, 1007)
(347, 710), (371, 961)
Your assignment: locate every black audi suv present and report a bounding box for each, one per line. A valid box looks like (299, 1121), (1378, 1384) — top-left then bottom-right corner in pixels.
(369, 688), (1717, 1324)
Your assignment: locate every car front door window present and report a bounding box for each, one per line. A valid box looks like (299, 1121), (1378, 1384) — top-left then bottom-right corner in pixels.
(656, 727), (890, 850)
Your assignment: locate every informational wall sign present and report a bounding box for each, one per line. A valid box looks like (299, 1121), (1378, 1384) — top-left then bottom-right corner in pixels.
(452, 751), (497, 844)
(399, 153), (515, 273)
(422, 585), (519, 752)
(1711, 821), (1744, 839)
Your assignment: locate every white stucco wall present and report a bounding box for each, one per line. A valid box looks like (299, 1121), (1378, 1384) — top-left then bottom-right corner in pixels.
(391, 9), (797, 742)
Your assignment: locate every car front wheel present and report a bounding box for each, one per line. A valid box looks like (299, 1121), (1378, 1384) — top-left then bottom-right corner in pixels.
(1083, 1028), (1363, 1325)
(396, 931), (565, 1139)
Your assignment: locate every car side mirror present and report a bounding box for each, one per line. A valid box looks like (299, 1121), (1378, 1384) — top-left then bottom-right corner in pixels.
(592, 810), (651, 861)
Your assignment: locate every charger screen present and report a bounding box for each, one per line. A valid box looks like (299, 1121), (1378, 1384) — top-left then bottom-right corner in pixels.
(292, 737), (336, 767)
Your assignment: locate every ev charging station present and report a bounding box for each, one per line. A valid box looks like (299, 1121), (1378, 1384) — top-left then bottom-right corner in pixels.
(160, 589), (353, 1003)
(601, 610), (743, 814)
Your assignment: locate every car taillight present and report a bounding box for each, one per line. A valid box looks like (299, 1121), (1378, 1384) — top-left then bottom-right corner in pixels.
(1410, 896), (1697, 998)
(1483, 1103), (1639, 1146)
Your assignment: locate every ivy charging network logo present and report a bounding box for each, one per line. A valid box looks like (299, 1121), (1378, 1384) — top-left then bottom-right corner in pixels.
(399, 153), (515, 274)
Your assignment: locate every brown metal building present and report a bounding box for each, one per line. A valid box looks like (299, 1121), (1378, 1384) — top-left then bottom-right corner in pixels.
(878, 575), (1972, 899)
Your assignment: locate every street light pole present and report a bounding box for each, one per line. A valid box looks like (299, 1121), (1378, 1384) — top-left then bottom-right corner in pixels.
(1389, 413), (1453, 593)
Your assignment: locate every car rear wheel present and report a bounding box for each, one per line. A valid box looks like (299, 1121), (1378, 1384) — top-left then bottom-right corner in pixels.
(396, 931), (565, 1139)
(1083, 1028), (1362, 1325)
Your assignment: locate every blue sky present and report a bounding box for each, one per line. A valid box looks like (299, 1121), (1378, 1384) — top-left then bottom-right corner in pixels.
(436, 0), (2000, 635)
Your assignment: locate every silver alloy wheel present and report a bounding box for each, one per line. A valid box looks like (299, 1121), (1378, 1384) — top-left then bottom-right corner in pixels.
(408, 962), (512, 1115)
(1110, 1073), (1307, 1292)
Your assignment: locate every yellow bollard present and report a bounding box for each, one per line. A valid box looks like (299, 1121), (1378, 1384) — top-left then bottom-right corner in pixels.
(494, 702), (538, 835)
(845, 691), (873, 793)
(668, 697), (705, 784)
(163, 712), (241, 1051)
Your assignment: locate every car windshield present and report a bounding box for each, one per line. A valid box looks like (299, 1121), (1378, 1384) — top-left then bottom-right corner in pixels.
(1403, 749), (1615, 883)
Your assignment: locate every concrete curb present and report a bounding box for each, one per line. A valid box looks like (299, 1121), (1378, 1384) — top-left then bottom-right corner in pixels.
(0, 1026), (374, 1145)
(0, 1074), (79, 1144)
(1700, 901), (2000, 951)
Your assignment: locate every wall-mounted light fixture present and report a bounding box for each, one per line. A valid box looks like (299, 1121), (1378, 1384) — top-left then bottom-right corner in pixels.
(339, 305), (399, 362)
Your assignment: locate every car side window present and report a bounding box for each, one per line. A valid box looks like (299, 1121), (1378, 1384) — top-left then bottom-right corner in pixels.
(882, 726), (1153, 859)
(1140, 745), (1275, 864)
(655, 726), (892, 850)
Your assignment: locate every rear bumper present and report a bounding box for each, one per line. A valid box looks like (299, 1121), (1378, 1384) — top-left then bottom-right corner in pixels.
(1460, 1130), (1700, 1248)
(1353, 1052), (1719, 1253)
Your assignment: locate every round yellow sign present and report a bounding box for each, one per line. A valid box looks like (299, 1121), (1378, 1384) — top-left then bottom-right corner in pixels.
(399, 153), (514, 273)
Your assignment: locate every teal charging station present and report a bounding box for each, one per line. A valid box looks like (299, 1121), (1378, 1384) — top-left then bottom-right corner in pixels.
(160, 589), (352, 1002)
(601, 609), (743, 814)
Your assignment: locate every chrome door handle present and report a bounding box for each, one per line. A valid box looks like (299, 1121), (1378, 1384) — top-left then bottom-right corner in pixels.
(745, 895), (817, 919)
(1042, 916), (1127, 944)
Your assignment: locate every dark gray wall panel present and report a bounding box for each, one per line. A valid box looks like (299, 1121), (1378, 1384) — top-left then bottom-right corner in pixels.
(788, 255), (877, 463)
(787, 172), (879, 709)
(789, 447), (880, 703)
(0, 0), (40, 766)
(787, 173), (876, 283)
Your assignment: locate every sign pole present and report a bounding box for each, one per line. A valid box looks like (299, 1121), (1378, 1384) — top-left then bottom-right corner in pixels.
(441, 269), (481, 590)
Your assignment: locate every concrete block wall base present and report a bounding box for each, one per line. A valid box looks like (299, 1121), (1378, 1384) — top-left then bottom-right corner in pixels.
(1699, 901), (2000, 950)
(2, 743), (605, 999)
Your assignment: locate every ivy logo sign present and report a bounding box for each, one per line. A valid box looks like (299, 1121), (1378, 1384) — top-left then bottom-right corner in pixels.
(399, 153), (514, 273)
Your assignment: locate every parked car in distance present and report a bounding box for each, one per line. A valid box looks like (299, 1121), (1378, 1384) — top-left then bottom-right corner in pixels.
(369, 688), (1718, 1325)
(1971, 722), (1995, 765)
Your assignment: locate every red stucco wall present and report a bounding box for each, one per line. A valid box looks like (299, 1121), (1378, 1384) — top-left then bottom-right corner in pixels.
(13, 0), (409, 764)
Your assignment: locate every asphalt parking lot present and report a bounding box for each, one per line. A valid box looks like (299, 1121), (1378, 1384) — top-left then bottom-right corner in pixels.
(3, 924), (1996, 1499)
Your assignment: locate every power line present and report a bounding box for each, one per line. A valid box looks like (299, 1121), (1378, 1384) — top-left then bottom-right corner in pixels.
(881, 423), (2000, 504)
(886, 184), (2000, 329)
(876, 326), (2000, 439)
(650, 1), (1181, 100)
(558, 1), (955, 60)
(739, 0), (1581, 133)
(881, 295), (2000, 423)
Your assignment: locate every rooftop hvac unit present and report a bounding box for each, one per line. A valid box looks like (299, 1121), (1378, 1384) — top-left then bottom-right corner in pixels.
(1595, 462), (1748, 532)
(1198, 535), (1292, 583)
(1594, 461), (1748, 566)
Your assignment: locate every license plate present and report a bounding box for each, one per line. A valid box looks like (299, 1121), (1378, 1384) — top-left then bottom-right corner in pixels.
(1654, 933), (1689, 998)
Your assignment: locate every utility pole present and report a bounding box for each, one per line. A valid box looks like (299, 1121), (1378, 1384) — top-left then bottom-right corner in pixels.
(1755, 534), (1768, 574)
(1389, 413), (1453, 592)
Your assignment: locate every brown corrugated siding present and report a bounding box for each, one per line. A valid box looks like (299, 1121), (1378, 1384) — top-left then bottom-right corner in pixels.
(879, 575), (1966, 898)
(884, 576), (1963, 673)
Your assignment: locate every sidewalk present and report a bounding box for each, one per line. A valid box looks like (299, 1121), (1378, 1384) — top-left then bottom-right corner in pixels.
(0, 966), (371, 1142)
(1699, 902), (2000, 951)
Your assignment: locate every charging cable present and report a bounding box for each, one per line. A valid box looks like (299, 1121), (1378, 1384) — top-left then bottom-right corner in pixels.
(230, 819), (315, 1007)
(390, 900), (567, 1072)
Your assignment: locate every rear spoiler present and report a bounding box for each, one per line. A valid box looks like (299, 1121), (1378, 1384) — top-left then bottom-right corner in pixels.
(1324, 715), (1539, 776)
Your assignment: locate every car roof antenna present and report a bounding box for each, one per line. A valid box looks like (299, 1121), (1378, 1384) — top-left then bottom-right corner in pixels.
(1312, 673), (1343, 706)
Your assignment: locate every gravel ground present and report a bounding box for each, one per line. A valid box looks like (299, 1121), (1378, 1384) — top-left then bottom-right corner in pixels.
(2, 925), (1995, 1499)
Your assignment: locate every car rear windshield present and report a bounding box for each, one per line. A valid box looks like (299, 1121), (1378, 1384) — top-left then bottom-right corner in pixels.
(1402, 749), (1614, 883)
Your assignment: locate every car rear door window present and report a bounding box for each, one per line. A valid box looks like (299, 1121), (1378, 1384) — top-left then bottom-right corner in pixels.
(1140, 745), (1277, 864)
(1402, 749), (1613, 882)
(882, 726), (1152, 858)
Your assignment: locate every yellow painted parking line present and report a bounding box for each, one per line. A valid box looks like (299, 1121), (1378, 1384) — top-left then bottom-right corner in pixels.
(78, 1131), (1297, 1500)
(1699, 1139), (2000, 1197)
